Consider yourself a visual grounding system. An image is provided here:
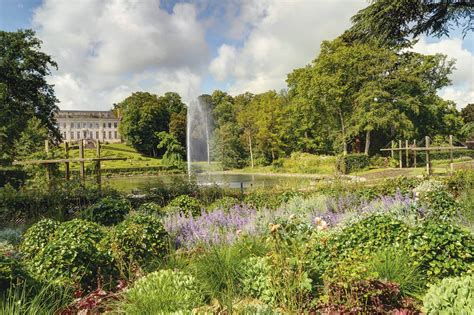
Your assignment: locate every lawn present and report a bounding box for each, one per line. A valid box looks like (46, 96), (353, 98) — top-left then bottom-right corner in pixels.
(63, 143), (163, 170)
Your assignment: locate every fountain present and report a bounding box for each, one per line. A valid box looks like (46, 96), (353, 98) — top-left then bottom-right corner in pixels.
(186, 96), (212, 177)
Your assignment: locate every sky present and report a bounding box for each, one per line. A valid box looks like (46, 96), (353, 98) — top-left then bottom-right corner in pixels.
(1, 0), (473, 110)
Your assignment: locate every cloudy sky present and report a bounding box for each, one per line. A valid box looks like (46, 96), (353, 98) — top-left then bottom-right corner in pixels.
(1, 0), (473, 110)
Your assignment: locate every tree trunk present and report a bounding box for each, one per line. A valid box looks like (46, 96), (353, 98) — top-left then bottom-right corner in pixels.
(339, 111), (347, 155)
(364, 130), (371, 155)
(248, 133), (254, 168)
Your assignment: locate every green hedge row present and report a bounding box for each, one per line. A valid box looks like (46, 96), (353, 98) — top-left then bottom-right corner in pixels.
(336, 154), (369, 174)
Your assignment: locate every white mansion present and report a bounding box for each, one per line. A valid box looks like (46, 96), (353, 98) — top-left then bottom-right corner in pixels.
(56, 110), (121, 143)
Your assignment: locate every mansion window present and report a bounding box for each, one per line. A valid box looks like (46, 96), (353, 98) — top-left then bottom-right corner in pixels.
(114, 122), (118, 128)
(70, 132), (74, 139)
(89, 123), (93, 128)
(77, 131), (80, 139)
(96, 131), (99, 139)
(96, 123), (99, 129)
(109, 131), (112, 139)
(71, 123), (74, 129)
(108, 122), (112, 128)
(103, 131), (106, 139)
(114, 131), (118, 139)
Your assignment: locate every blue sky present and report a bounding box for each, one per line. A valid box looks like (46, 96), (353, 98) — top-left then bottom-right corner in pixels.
(1, 0), (472, 110)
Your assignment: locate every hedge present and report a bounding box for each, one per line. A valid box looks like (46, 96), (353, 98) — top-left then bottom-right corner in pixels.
(336, 154), (369, 174)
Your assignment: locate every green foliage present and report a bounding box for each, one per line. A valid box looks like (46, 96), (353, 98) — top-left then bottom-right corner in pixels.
(407, 221), (474, 282)
(423, 275), (474, 315)
(0, 282), (72, 315)
(156, 131), (185, 169)
(367, 249), (426, 298)
(240, 256), (274, 305)
(348, 0), (473, 46)
(329, 214), (409, 258)
(119, 269), (204, 314)
(0, 228), (22, 246)
(444, 170), (474, 197)
(118, 92), (186, 157)
(272, 152), (335, 174)
(0, 253), (28, 293)
(137, 202), (162, 215)
(336, 153), (369, 174)
(0, 29), (59, 165)
(108, 213), (169, 265)
(207, 196), (240, 212)
(19, 219), (59, 260)
(25, 219), (116, 289)
(79, 196), (130, 226)
(243, 192), (281, 210)
(164, 195), (202, 217)
(192, 244), (248, 312)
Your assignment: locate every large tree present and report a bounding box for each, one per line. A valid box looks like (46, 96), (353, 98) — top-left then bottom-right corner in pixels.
(287, 38), (459, 155)
(0, 29), (59, 164)
(348, 0), (473, 47)
(118, 92), (170, 156)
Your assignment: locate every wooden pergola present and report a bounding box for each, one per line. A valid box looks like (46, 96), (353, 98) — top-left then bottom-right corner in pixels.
(12, 139), (126, 186)
(380, 135), (468, 175)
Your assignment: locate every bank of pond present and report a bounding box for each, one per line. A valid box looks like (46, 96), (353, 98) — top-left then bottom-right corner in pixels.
(0, 171), (473, 314)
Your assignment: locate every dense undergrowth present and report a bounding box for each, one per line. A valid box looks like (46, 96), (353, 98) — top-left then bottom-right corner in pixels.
(0, 170), (473, 314)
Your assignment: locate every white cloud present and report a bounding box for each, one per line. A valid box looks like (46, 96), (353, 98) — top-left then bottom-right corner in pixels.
(33, 0), (208, 109)
(209, 0), (366, 94)
(412, 37), (473, 109)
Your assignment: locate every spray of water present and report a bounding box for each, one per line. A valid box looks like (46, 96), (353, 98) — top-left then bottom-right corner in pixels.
(186, 97), (212, 177)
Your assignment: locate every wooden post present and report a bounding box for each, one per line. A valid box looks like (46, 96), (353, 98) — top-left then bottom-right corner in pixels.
(399, 140), (403, 168)
(425, 136), (431, 175)
(44, 140), (49, 153)
(64, 142), (70, 180)
(449, 135), (454, 173)
(390, 140), (395, 159)
(96, 140), (101, 187)
(79, 139), (85, 183)
(405, 140), (409, 168)
(413, 140), (417, 168)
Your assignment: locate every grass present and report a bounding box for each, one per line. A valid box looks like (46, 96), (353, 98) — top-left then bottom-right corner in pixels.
(61, 143), (163, 170)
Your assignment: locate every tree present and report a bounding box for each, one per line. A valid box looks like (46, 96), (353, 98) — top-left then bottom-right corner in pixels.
(156, 131), (185, 169)
(348, 0), (473, 47)
(0, 29), (59, 164)
(13, 117), (50, 159)
(118, 92), (170, 156)
(461, 104), (474, 124)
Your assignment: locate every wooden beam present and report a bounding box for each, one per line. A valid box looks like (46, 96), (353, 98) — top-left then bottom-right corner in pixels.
(405, 140), (409, 168)
(399, 140), (403, 168)
(410, 146), (467, 151)
(413, 140), (417, 168)
(390, 140), (394, 159)
(426, 136), (431, 176)
(79, 139), (85, 182)
(449, 135), (454, 173)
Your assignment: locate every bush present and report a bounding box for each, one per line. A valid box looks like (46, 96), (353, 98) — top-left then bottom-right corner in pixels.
(444, 170), (474, 197)
(241, 256), (274, 305)
(25, 219), (116, 289)
(0, 253), (29, 293)
(243, 192), (281, 210)
(329, 214), (409, 258)
(207, 196), (240, 212)
(407, 221), (474, 283)
(19, 219), (59, 260)
(79, 196), (130, 226)
(164, 195), (202, 217)
(137, 202), (162, 215)
(0, 228), (22, 246)
(108, 213), (169, 265)
(336, 153), (369, 174)
(120, 270), (203, 314)
(423, 275), (474, 314)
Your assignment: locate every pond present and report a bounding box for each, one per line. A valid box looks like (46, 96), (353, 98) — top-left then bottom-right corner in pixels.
(104, 172), (323, 193)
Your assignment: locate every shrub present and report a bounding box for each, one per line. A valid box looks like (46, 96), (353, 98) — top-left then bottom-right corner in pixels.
(119, 270), (203, 314)
(164, 195), (202, 217)
(423, 275), (474, 314)
(79, 196), (130, 226)
(335, 153), (369, 174)
(0, 253), (29, 293)
(367, 249), (426, 297)
(241, 256), (274, 305)
(207, 196), (240, 212)
(444, 170), (474, 196)
(137, 202), (162, 215)
(0, 228), (22, 246)
(19, 219), (59, 260)
(26, 219), (116, 289)
(407, 221), (474, 283)
(329, 214), (409, 259)
(108, 213), (169, 265)
(243, 192), (281, 210)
